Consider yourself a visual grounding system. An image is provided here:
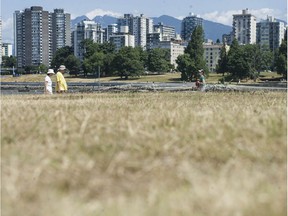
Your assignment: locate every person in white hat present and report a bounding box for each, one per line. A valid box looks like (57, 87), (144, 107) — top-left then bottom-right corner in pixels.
(44, 69), (55, 94)
(55, 65), (68, 93)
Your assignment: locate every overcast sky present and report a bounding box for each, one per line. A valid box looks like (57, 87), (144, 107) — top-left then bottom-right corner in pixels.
(1, 0), (287, 43)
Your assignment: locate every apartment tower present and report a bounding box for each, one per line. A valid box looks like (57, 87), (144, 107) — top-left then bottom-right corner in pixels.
(256, 16), (285, 51)
(232, 9), (256, 45)
(14, 6), (71, 68)
(51, 9), (71, 55)
(73, 20), (104, 60)
(117, 14), (153, 48)
(181, 13), (203, 41)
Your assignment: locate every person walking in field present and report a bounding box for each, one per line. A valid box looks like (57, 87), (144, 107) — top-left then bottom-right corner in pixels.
(56, 65), (68, 93)
(44, 69), (55, 94)
(198, 69), (206, 92)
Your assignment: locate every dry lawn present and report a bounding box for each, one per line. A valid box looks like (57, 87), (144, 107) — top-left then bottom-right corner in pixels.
(1, 91), (287, 216)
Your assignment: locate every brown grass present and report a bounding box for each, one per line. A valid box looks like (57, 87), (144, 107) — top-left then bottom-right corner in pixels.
(1, 91), (287, 216)
(1, 71), (281, 84)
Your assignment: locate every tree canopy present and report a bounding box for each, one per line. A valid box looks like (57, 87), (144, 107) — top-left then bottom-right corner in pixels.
(177, 26), (208, 81)
(275, 30), (287, 78)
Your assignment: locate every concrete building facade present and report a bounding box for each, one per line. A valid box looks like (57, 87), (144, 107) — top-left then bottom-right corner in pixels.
(150, 40), (185, 68)
(51, 9), (71, 55)
(256, 16), (285, 51)
(73, 20), (104, 60)
(109, 25), (135, 50)
(2, 43), (13, 56)
(232, 9), (256, 45)
(117, 14), (153, 49)
(181, 13), (203, 41)
(153, 22), (176, 41)
(103, 24), (118, 42)
(14, 6), (71, 68)
(203, 42), (230, 72)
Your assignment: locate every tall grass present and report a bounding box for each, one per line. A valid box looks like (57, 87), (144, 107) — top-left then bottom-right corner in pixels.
(1, 91), (287, 216)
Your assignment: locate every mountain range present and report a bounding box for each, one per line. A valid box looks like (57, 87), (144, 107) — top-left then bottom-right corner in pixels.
(71, 14), (233, 42)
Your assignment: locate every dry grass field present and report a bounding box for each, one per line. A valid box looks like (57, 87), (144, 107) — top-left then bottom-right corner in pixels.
(1, 71), (282, 84)
(1, 91), (287, 216)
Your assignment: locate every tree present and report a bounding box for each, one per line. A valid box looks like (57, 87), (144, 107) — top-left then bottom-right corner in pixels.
(102, 53), (116, 77)
(83, 52), (105, 77)
(65, 55), (81, 76)
(216, 44), (228, 76)
(227, 39), (250, 79)
(51, 46), (81, 75)
(147, 48), (170, 73)
(51, 46), (74, 70)
(275, 30), (287, 78)
(177, 26), (208, 81)
(176, 54), (196, 81)
(1, 56), (16, 68)
(112, 46), (144, 79)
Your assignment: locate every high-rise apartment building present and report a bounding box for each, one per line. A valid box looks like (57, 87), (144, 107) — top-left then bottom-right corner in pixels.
(256, 16), (285, 51)
(2, 43), (13, 56)
(103, 24), (118, 42)
(73, 20), (104, 60)
(51, 9), (71, 55)
(146, 23), (176, 50)
(14, 6), (71, 68)
(232, 9), (256, 45)
(181, 13), (203, 41)
(153, 22), (176, 41)
(117, 14), (153, 48)
(14, 6), (50, 68)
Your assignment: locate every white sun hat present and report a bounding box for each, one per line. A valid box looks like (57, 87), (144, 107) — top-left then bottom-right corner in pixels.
(59, 65), (66, 70)
(47, 69), (55, 74)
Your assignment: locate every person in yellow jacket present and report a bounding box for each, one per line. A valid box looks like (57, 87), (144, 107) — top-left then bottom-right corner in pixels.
(56, 65), (68, 93)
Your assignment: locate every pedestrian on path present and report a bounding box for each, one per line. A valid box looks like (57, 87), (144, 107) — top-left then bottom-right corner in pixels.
(44, 69), (55, 94)
(55, 65), (68, 93)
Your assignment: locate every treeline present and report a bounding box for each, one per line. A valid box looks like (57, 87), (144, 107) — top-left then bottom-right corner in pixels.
(50, 39), (172, 79)
(176, 26), (287, 82)
(217, 30), (287, 80)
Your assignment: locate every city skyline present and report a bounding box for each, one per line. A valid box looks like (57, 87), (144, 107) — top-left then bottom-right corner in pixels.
(1, 0), (287, 43)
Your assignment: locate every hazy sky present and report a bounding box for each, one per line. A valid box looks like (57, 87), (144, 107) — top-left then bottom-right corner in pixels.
(1, 0), (287, 43)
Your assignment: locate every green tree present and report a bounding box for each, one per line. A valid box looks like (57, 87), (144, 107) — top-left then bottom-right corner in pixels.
(102, 53), (116, 77)
(51, 46), (81, 75)
(258, 45), (273, 72)
(1, 56), (16, 68)
(135, 46), (148, 70)
(112, 46), (144, 79)
(227, 39), (250, 79)
(275, 30), (287, 78)
(216, 44), (228, 76)
(83, 52), (105, 77)
(65, 55), (81, 76)
(176, 54), (196, 81)
(51, 46), (74, 70)
(147, 48), (170, 73)
(177, 26), (208, 81)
